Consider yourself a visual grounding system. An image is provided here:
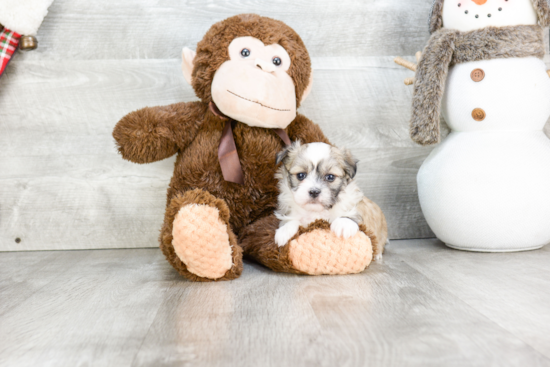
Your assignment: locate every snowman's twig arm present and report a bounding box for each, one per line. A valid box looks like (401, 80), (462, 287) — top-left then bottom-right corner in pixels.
(394, 53), (422, 85)
(394, 57), (417, 72)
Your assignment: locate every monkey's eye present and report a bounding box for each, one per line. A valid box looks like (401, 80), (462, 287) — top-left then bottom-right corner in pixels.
(272, 57), (282, 66)
(297, 172), (307, 181)
(241, 48), (251, 57)
(325, 174), (335, 182)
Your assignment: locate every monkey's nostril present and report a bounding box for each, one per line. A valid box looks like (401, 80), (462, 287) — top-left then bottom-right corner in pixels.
(256, 64), (263, 70)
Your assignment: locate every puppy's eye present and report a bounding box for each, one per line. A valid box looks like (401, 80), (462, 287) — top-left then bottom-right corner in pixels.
(297, 172), (307, 181)
(325, 174), (335, 182)
(241, 48), (251, 57)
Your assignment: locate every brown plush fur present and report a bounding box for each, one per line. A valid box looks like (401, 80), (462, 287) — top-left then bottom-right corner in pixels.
(239, 215), (306, 275)
(429, 0), (550, 33)
(412, 25), (545, 146)
(113, 15), (333, 281)
(239, 217), (375, 275)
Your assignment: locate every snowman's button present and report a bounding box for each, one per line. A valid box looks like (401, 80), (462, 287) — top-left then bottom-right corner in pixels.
(472, 108), (486, 121)
(471, 68), (485, 82)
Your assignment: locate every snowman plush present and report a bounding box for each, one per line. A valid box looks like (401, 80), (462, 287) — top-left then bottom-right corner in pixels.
(400, 0), (550, 252)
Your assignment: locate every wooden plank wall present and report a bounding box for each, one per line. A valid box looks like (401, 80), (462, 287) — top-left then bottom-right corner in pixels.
(1, 0), (549, 251)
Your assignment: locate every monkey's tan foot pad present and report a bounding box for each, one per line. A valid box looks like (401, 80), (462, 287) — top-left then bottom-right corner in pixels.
(172, 204), (233, 280)
(288, 221), (373, 275)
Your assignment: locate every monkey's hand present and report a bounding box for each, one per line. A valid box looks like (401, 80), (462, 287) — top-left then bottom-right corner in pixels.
(113, 101), (204, 164)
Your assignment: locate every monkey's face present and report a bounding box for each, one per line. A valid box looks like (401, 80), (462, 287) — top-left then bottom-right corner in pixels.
(211, 36), (297, 129)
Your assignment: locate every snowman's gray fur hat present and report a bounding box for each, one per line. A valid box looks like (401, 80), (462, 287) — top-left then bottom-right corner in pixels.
(429, 0), (550, 33)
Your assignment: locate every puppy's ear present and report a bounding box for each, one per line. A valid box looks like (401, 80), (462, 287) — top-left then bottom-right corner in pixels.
(276, 147), (290, 165)
(342, 149), (358, 179)
(276, 140), (301, 165)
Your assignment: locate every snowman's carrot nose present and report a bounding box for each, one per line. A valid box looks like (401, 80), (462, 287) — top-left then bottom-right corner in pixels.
(472, 0), (488, 4)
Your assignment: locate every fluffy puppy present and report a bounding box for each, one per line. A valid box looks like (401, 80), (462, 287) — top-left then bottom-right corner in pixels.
(274, 141), (388, 260)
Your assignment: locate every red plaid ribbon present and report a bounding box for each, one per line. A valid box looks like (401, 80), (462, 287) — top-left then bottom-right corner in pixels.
(0, 28), (21, 77)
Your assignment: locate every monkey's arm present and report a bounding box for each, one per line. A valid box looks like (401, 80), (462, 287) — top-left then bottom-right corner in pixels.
(287, 114), (330, 144)
(113, 101), (207, 164)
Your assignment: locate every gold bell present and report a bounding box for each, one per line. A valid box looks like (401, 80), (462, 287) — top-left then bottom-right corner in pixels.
(20, 35), (38, 51)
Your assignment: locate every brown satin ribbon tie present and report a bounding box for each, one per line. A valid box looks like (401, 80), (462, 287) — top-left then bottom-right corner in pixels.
(218, 120), (245, 184)
(211, 101), (290, 185)
(274, 128), (291, 146)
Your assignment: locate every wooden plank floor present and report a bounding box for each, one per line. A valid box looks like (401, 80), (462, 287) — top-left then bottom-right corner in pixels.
(1, 240), (550, 367)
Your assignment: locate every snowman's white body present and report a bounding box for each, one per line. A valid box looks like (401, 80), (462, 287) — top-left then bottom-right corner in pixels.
(417, 0), (550, 251)
(418, 57), (550, 251)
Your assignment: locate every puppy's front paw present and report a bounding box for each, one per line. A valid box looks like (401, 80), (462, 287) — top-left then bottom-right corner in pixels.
(275, 221), (300, 247)
(331, 218), (359, 239)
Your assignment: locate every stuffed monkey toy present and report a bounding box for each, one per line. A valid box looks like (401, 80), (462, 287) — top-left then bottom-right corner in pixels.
(113, 14), (380, 281)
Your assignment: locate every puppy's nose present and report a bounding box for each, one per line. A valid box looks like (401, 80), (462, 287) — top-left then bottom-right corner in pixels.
(309, 189), (321, 198)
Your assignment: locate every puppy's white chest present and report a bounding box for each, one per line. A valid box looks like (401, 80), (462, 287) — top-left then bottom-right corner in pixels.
(299, 211), (330, 226)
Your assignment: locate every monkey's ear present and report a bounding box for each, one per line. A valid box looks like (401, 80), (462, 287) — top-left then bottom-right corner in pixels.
(300, 69), (314, 104)
(182, 47), (196, 85)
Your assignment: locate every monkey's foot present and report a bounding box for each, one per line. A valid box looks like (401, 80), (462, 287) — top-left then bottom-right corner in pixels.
(161, 189), (242, 282)
(173, 204), (236, 279)
(240, 217), (372, 276)
(287, 221), (373, 275)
